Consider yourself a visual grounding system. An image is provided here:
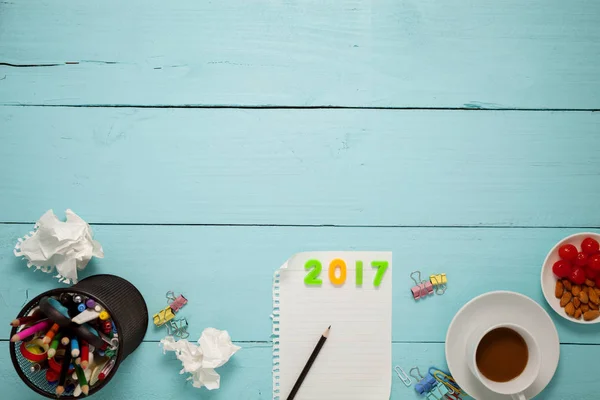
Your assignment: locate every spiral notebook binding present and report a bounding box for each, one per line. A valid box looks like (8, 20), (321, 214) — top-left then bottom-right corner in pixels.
(272, 270), (281, 400)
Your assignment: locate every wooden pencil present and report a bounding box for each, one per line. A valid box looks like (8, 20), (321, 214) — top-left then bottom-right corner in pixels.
(10, 309), (42, 327)
(286, 326), (330, 400)
(56, 351), (72, 396)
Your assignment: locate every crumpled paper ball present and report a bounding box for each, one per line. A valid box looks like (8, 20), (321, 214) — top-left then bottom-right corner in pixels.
(14, 209), (104, 284)
(160, 328), (241, 390)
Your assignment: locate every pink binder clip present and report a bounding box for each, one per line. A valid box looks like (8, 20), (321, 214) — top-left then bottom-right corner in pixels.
(410, 271), (434, 300)
(166, 291), (188, 312)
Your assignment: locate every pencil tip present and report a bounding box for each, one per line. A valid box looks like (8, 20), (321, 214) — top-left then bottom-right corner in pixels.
(328, 325), (331, 329)
(10, 334), (19, 342)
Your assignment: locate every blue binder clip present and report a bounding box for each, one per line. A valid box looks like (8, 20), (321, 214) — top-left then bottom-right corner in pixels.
(410, 367), (436, 395)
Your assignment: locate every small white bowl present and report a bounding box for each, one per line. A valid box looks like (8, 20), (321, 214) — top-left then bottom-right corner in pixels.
(541, 232), (600, 324)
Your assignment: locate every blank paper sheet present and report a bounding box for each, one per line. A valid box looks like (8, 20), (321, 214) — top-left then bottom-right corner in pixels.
(274, 251), (392, 400)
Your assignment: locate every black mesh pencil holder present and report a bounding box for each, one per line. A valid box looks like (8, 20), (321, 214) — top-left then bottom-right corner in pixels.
(9, 274), (148, 399)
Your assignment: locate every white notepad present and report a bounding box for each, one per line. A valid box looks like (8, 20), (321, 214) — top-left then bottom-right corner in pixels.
(273, 251), (392, 400)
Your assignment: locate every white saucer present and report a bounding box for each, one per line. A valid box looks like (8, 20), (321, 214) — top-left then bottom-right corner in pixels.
(445, 291), (559, 400)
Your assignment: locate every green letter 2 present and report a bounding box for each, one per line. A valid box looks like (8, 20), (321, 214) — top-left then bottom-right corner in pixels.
(304, 259), (323, 285)
(371, 261), (389, 287)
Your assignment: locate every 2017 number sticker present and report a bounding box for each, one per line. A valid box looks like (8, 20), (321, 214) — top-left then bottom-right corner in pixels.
(304, 259), (388, 287)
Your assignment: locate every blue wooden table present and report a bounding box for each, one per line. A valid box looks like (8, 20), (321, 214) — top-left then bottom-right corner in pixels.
(1, 1), (600, 398)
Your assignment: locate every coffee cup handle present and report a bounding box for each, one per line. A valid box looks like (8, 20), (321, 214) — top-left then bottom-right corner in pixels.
(511, 393), (526, 400)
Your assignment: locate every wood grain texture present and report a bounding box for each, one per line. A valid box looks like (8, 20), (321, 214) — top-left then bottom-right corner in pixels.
(1, 0), (599, 108)
(1, 107), (599, 226)
(2, 224), (600, 344)
(0, 342), (597, 399)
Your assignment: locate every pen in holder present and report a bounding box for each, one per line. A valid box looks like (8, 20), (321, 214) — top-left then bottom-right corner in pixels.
(9, 274), (148, 399)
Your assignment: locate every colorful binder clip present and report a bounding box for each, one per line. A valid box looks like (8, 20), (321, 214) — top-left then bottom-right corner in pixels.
(153, 306), (176, 327)
(166, 317), (190, 339)
(410, 367), (436, 394)
(426, 383), (450, 400)
(410, 271), (434, 300)
(430, 273), (448, 295)
(166, 291), (188, 313)
(430, 273), (447, 285)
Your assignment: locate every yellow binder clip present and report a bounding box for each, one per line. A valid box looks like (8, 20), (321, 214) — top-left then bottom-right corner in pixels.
(430, 273), (447, 285)
(153, 306), (176, 327)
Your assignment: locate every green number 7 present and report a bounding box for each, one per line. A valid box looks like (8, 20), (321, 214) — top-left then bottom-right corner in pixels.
(371, 261), (388, 287)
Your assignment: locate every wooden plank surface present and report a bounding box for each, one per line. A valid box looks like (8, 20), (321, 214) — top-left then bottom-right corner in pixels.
(2, 107), (599, 226)
(1, 0), (599, 108)
(2, 224), (600, 344)
(0, 342), (597, 399)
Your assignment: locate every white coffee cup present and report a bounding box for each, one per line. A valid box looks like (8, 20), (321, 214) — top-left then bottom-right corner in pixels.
(466, 323), (541, 400)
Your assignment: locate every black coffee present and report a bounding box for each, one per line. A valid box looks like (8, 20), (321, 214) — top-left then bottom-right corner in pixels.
(475, 327), (528, 382)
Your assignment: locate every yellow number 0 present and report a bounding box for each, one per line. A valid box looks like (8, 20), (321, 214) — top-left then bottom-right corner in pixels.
(328, 258), (347, 286)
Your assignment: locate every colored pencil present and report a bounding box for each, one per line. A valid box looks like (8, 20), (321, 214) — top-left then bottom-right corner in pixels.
(56, 352), (72, 396)
(61, 336), (70, 346)
(286, 326), (330, 400)
(75, 364), (89, 395)
(80, 341), (90, 369)
(10, 319), (51, 342)
(10, 309), (42, 327)
(42, 323), (60, 344)
(47, 333), (63, 359)
(71, 336), (80, 358)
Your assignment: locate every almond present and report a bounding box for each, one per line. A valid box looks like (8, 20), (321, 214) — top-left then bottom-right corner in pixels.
(573, 297), (581, 309)
(575, 308), (583, 319)
(583, 286), (590, 294)
(572, 285), (582, 296)
(595, 288), (600, 297)
(584, 310), (600, 321)
(563, 279), (572, 291)
(581, 304), (590, 313)
(586, 279), (596, 287)
(589, 288), (600, 305)
(560, 291), (573, 307)
(590, 302), (599, 311)
(565, 302), (576, 317)
(555, 280), (564, 298)
(580, 291), (589, 304)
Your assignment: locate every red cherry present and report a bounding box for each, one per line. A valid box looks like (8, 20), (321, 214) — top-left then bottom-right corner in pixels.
(585, 267), (598, 280)
(559, 244), (578, 260)
(552, 260), (572, 278)
(575, 252), (589, 267)
(581, 237), (600, 255)
(589, 254), (600, 272)
(570, 266), (586, 285)
(596, 276), (600, 288)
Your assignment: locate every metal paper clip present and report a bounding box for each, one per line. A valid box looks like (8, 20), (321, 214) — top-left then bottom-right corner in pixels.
(166, 317), (190, 339)
(409, 366), (423, 381)
(394, 366), (412, 387)
(430, 275), (447, 295)
(430, 367), (463, 396)
(166, 291), (188, 313)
